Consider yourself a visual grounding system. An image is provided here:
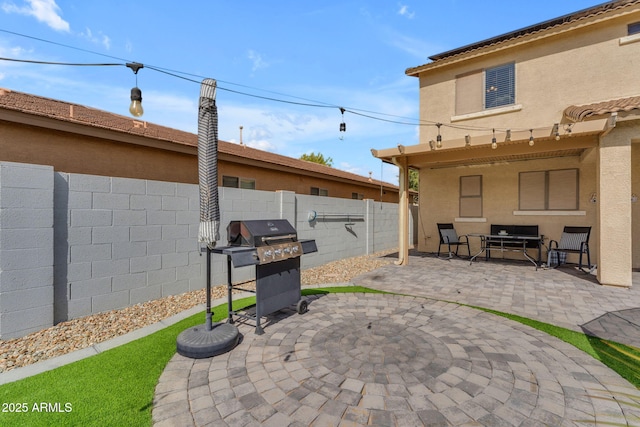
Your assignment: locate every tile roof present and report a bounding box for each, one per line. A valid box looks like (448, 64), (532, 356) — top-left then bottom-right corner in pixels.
(563, 95), (640, 121)
(407, 0), (640, 75)
(0, 88), (397, 190)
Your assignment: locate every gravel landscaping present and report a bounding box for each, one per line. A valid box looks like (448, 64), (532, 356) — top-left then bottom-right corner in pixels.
(0, 250), (395, 373)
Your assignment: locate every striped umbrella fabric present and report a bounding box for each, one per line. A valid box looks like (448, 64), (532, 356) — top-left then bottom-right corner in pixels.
(197, 79), (220, 248)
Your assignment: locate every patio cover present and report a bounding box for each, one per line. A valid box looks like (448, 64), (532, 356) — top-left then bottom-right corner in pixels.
(371, 119), (609, 170)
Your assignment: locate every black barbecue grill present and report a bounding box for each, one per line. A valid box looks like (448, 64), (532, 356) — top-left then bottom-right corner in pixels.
(212, 219), (317, 334)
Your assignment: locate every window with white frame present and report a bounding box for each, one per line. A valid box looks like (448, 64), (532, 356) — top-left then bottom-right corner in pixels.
(519, 169), (578, 210)
(485, 63), (515, 109)
(455, 63), (515, 115)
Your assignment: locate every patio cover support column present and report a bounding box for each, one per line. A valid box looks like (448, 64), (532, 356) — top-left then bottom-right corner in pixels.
(597, 124), (633, 287)
(393, 156), (409, 266)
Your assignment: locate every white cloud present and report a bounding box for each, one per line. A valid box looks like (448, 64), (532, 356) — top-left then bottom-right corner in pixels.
(101, 35), (111, 50)
(247, 49), (268, 72)
(79, 27), (112, 50)
(382, 27), (441, 60)
(397, 4), (415, 19)
(2, 0), (70, 32)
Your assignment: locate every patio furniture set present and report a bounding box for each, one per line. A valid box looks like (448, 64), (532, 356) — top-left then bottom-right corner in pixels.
(437, 223), (592, 272)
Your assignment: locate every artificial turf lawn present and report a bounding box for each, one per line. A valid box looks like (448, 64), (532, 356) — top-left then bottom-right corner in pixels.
(0, 286), (636, 426)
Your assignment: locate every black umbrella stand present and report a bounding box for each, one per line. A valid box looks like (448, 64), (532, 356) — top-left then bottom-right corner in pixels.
(176, 79), (239, 358)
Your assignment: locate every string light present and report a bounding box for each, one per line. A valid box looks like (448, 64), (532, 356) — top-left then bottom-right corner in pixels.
(491, 129), (497, 149)
(339, 107), (346, 140)
(126, 62), (144, 117)
(529, 129), (535, 146)
(0, 51), (578, 142)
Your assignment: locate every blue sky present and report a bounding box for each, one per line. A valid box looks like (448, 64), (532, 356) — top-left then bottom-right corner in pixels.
(0, 0), (605, 184)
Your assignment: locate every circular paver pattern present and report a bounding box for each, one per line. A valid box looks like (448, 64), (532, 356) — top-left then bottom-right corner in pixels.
(153, 293), (640, 427)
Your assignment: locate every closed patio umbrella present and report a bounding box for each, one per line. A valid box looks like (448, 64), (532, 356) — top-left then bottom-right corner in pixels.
(176, 79), (239, 358)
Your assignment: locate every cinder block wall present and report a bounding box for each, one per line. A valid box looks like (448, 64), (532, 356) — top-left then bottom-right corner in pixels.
(1, 162), (411, 338)
(0, 162), (54, 339)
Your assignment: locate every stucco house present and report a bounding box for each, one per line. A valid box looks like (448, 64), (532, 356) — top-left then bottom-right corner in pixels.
(0, 88), (400, 202)
(373, 0), (640, 287)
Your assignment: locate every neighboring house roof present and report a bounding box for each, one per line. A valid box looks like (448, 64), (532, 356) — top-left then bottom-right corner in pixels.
(406, 0), (640, 75)
(564, 95), (640, 121)
(0, 87), (397, 190)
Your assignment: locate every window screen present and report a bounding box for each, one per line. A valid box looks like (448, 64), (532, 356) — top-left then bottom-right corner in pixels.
(459, 175), (482, 217)
(485, 63), (515, 109)
(519, 169), (578, 210)
(240, 178), (256, 190)
(222, 175), (239, 188)
(455, 70), (483, 115)
(311, 187), (328, 196)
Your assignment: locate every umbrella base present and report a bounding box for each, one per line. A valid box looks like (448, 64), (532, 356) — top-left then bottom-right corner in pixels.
(176, 322), (240, 359)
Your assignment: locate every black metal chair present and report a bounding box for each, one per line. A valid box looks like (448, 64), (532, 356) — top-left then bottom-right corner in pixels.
(548, 226), (593, 272)
(437, 223), (470, 259)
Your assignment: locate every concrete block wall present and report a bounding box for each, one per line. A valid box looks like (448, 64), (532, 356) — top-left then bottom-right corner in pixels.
(0, 162), (54, 339)
(1, 162), (410, 338)
(54, 173), (204, 322)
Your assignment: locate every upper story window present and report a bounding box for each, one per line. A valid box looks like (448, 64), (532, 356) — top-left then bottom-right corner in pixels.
(455, 62), (515, 115)
(628, 22), (640, 35)
(485, 63), (515, 109)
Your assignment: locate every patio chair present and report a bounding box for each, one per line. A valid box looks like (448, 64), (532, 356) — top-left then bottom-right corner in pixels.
(547, 226), (593, 272)
(437, 223), (470, 259)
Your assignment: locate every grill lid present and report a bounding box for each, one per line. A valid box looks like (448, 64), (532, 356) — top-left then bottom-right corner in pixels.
(227, 219), (297, 247)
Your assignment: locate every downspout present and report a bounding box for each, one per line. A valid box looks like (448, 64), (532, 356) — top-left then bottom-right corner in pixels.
(391, 155), (409, 266)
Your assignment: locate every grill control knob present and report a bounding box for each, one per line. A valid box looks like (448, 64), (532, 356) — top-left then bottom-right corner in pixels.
(292, 246), (299, 253)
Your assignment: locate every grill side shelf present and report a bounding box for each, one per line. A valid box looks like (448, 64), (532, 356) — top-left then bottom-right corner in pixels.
(210, 246), (259, 267)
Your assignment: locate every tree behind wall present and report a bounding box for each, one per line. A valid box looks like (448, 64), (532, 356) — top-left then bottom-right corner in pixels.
(300, 152), (333, 167)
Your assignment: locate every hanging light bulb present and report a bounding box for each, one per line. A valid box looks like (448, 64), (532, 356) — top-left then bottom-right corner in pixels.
(129, 87), (144, 117)
(491, 129), (497, 149)
(436, 123), (442, 148)
(529, 129), (535, 146)
(339, 107), (346, 138)
(126, 62), (144, 117)
(552, 123), (560, 140)
(465, 135), (471, 147)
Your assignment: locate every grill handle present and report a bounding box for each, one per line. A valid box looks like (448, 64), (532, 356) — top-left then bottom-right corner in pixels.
(261, 234), (296, 243)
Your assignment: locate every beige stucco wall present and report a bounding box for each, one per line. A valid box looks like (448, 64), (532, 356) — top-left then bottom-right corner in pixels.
(417, 12), (640, 145)
(418, 149), (598, 264)
(634, 142), (640, 269)
(408, 7), (640, 282)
